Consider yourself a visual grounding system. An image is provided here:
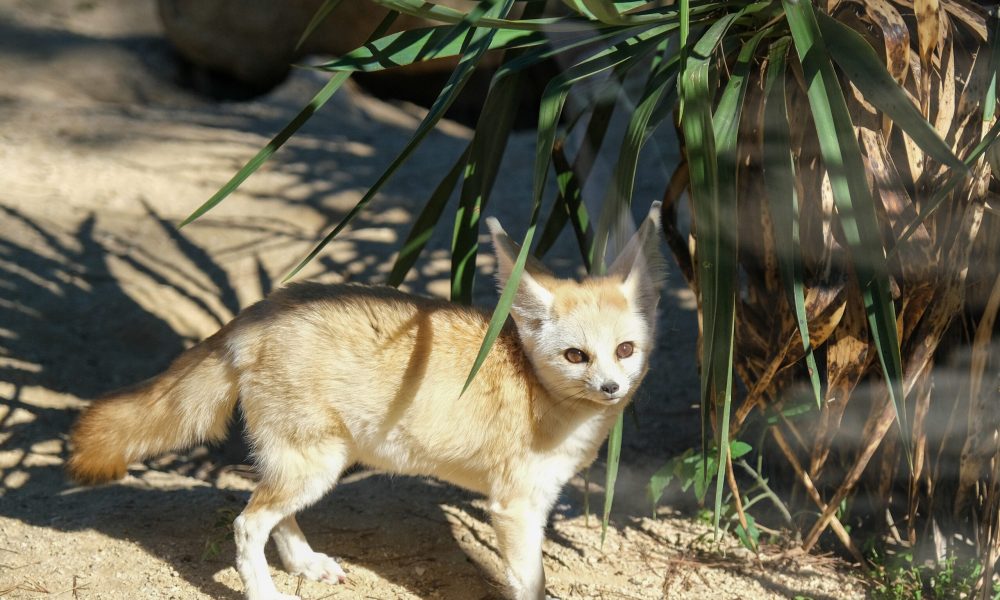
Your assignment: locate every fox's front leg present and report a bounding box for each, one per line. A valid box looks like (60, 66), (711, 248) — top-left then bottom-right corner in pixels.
(490, 497), (549, 600)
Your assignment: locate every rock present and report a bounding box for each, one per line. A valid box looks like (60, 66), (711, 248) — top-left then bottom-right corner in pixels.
(157, 0), (468, 89)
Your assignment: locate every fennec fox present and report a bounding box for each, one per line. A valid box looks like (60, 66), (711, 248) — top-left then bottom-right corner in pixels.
(68, 203), (666, 600)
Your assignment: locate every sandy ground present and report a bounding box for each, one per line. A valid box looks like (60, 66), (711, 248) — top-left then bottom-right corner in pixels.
(0, 1), (865, 598)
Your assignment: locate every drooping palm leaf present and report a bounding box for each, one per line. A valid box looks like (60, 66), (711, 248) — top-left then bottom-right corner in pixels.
(296, 0), (349, 50)
(180, 11), (403, 228)
(285, 0), (517, 281)
(388, 145), (470, 286)
(761, 37), (822, 407)
(311, 26), (547, 73)
(783, 0), (910, 464)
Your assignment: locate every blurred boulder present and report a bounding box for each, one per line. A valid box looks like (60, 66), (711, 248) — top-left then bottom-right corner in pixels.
(157, 0), (473, 92)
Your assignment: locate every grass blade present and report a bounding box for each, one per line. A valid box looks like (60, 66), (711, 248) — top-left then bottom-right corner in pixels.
(575, 0), (621, 23)
(387, 145), (471, 287)
(762, 36), (822, 408)
(371, 0), (731, 31)
(601, 413), (624, 544)
(450, 72), (521, 303)
(369, 0), (605, 31)
(181, 9), (409, 227)
(534, 66), (622, 261)
(783, 0), (910, 464)
(564, 41), (680, 542)
(450, 0), (550, 303)
(679, 0), (769, 537)
(532, 26), (671, 219)
(705, 19), (769, 538)
(296, 0), (347, 50)
(179, 72), (350, 228)
(676, 0), (689, 121)
(312, 27), (547, 73)
(460, 216), (541, 394)
(535, 140), (597, 265)
(576, 0), (674, 26)
(683, 16), (726, 514)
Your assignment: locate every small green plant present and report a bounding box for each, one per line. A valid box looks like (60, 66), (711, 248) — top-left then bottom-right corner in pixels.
(648, 440), (752, 507)
(647, 440), (769, 552)
(868, 550), (1000, 600)
(202, 506), (240, 561)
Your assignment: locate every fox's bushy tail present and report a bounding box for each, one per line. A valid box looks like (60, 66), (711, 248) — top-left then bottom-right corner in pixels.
(68, 335), (238, 484)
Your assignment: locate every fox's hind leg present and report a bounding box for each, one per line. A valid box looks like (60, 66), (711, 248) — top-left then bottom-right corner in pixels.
(272, 514), (346, 583)
(234, 439), (351, 600)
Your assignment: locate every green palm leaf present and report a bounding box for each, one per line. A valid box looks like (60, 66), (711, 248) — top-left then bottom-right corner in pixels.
(783, 0), (909, 463)
(816, 13), (964, 170)
(387, 145), (470, 286)
(285, 0), (516, 281)
(311, 27), (547, 73)
(762, 36), (823, 408)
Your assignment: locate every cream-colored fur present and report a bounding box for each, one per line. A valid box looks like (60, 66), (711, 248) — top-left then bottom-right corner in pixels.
(69, 203), (667, 600)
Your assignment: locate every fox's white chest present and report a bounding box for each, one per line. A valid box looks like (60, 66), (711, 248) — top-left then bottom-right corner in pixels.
(524, 410), (617, 501)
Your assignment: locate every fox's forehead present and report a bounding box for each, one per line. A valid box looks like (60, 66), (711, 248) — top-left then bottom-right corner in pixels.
(535, 276), (647, 348)
(546, 276), (629, 318)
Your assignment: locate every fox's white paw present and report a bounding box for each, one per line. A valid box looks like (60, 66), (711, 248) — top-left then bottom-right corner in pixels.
(284, 551), (347, 584)
(248, 593), (298, 600)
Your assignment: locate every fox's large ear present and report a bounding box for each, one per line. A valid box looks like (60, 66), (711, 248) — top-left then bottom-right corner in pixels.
(486, 217), (554, 323)
(607, 202), (667, 319)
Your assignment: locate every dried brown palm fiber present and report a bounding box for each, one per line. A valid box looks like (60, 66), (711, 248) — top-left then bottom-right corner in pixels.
(772, 426), (866, 564)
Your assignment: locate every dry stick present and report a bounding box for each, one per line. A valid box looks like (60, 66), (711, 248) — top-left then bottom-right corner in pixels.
(724, 452), (753, 551)
(875, 423), (900, 539)
(970, 276), (1000, 598)
(801, 396), (897, 553)
(736, 459), (794, 528)
(980, 436), (1000, 600)
(956, 273), (1000, 514)
(771, 426), (867, 565)
(907, 370), (932, 546)
(732, 331), (795, 432)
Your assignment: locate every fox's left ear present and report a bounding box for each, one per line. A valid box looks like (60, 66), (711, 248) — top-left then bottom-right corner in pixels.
(607, 201), (667, 320)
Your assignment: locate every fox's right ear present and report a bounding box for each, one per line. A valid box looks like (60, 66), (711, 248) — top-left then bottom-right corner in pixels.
(607, 201), (667, 321)
(486, 217), (554, 324)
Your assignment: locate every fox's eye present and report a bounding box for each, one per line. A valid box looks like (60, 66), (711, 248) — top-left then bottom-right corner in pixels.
(564, 348), (589, 364)
(616, 342), (634, 359)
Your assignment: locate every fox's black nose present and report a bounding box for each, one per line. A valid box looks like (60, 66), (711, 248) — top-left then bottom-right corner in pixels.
(601, 381), (620, 395)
